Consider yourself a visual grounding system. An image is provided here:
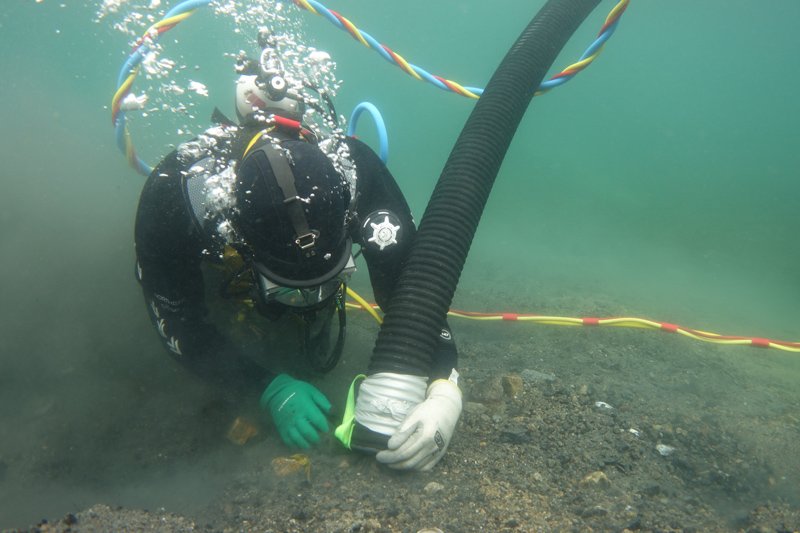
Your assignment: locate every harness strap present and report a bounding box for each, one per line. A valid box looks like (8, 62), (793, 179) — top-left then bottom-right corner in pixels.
(258, 146), (318, 253)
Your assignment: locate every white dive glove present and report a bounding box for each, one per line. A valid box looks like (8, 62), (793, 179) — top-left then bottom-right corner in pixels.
(376, 370), (462, 471)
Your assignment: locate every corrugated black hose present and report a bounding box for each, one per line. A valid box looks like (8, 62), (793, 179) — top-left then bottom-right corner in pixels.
(368, 0), (601, 376)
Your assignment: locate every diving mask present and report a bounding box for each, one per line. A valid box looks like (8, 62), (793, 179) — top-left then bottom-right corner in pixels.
(257, 254), (356, 308)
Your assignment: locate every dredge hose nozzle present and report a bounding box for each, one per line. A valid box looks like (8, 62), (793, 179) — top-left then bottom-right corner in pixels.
(350, 0), (603, 452)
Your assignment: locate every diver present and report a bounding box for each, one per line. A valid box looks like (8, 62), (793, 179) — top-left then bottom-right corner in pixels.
(134, 31), (460, 471)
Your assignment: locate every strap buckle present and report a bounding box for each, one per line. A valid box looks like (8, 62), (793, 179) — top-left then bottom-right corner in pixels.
(295, 231), (317, 250)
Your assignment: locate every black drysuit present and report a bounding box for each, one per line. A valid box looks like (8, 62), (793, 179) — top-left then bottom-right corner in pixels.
(134, 124), (456, 395)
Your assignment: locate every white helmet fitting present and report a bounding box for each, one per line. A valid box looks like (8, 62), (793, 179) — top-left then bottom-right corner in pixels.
(235, 74), (304, 124)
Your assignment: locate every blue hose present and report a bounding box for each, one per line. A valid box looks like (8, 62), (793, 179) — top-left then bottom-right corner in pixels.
(347, 102), (389, 164)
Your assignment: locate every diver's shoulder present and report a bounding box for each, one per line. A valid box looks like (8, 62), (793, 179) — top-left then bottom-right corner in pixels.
(174, 124), (241, 168)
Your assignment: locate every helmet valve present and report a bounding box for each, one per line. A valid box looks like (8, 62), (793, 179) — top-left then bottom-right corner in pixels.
(266, 74), (288, 100)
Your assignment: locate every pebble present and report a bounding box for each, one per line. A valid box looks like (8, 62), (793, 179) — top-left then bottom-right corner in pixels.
(501, 374), (524, 398)
(653, 423), (673, 434)
(656, 444), (676, 457)
(500, 427), (533, 444)
(464, 401), (488, 416)
(580, 470), (611, 489)
(356, 518), (382, 532)
(408, 494), (421, 508)
(424, 481), (444, 494)
(520, 369), (556, 383)
(474, 377), (505, 404)
(580, 505), (609, 518)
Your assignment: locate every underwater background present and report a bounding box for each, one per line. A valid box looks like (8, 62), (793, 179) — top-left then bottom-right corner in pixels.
(0, 0), (798, 529)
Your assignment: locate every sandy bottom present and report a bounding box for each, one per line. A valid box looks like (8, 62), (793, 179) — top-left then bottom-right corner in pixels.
(5, 286), (800, 532)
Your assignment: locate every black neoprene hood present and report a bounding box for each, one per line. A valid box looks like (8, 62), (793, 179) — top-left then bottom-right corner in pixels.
(235, 139), (351, 288)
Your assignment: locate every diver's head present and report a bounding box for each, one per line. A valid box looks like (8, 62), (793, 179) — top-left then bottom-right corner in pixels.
(234, 137), (353, 308)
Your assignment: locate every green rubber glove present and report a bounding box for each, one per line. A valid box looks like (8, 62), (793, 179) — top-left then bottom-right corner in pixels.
(260, 374), (332, 449)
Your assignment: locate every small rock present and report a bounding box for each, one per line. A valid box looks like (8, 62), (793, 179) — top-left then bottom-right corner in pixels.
(472, 377), (504, 404)
(653, 423), (673, 435)
(500, 427), (532, 444)
(362, 518), (382, 532)
(580, 471), (611, 489)
(408, 494), (421, 508)
(226, 416), (258, 445)
(501, 374), (524, 398)
(352, 518), (382, 532)
(580, 505), (609, 518)
(624, 516), (643, 530)
(463, 401), (488, 416)
(642, 484), (661, 496)
(656, 443), (676, 456)
(423, 481), (444, 494)
(520, 369), (556, 383)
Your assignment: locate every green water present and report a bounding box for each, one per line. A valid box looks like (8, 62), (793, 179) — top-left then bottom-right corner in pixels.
(0, 0), (798, 528)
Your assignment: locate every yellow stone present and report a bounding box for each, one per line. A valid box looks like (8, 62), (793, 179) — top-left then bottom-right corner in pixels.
(271, 454), (312, 482)
(580, 470), (610, 488)
(226, 417), (259, 445)
(501, 374), (524, 398)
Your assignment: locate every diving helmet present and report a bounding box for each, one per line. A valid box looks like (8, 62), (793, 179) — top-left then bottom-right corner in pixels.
(234, 137), (352, 289)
